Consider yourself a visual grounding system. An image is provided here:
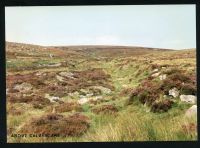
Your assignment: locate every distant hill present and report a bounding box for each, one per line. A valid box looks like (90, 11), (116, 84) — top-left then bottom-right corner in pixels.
(7, 41), (194, 58)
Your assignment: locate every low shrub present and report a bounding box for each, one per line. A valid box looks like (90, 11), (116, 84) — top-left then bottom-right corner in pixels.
(92, 105), (118, 115)
(55, 102), (83, 113)
(19, 113), (90, 137)
(119, 88), (133, 97)
(150, 100), (174, 113)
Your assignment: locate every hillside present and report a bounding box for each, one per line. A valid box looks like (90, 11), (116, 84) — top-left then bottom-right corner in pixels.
(6, 42), (197, 142)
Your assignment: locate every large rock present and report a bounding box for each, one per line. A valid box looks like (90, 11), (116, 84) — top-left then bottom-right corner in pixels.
(185, 105), (197, 118)
(169, 87), (179, 98)
(13, 82), (33, 92)
(180, 95), (197, 104)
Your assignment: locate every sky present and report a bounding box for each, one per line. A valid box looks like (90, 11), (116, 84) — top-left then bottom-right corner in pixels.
(5, 5), (196, 49)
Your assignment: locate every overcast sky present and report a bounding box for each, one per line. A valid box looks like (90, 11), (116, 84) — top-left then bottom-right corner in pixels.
(5, 5), (196, 49)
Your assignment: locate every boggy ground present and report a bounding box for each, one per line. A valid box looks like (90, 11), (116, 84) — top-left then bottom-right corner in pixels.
(6, 42), (197, 142)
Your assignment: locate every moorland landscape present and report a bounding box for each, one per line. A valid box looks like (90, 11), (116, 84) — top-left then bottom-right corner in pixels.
(6, 42), (197, 142)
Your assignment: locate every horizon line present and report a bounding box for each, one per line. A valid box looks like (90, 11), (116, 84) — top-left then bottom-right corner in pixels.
(5, 41), (196, 50)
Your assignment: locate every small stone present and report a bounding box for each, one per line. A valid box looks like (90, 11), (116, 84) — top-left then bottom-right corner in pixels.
(56, 75), (64, 82)
(151, 72), (161, 77)
(59, 72), (75, 79)
(86, 93), (94, 97)
(93, 96), (103, 101)
(78, 97), (89, 105)
(44, 94), (60, 103)
(91, 86), (111, 95)
(159, 74), (167, 80)
(153, 69), (159, 72)
(169, 87), (179, 98)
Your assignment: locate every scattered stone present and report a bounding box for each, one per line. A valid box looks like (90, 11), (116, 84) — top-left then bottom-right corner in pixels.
(185, 105), (197, 118)
(93, 96), (103, 101)
(180, 95), (197, 104)
(56, 75), (65, 82)
(35, 71), (46, 76)
(79, 95), (86, 98)
(153, 69), (159, 72)
(151, 72), (160, 77)
(68, 91), (79, 99)
(79, 89), (89, 95)
(45, 94), (60, 103)
(59, 72), (75, 79)
(159, 74), (167, 80)
(169, 87), (179, 98)
(78, 95), (103, 105)
(92, 86), (111, 95)
(13, 82), (33, 92)
(86, 93), (94, 97)
(78, 97), (89, 105)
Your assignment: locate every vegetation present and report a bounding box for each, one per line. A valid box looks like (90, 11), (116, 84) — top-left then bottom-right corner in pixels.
(6, 42), (197, 142)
